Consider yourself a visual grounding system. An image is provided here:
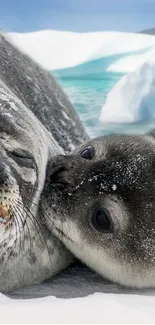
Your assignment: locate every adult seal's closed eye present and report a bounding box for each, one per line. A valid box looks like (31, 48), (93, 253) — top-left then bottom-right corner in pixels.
(42, 133), (155, 289)
(0, 32), (88, 292)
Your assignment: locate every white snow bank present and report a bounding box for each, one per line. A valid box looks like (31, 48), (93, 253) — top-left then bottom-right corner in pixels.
(2, 292), (155, 323)
(100, 54), (155, 124)
(8, 30), (155, 71)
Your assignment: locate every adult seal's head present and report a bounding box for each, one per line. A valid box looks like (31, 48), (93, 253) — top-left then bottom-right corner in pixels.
(0, 80), (70, 292)
(0, 31), (88, 292)
(42, 133), (155, 289)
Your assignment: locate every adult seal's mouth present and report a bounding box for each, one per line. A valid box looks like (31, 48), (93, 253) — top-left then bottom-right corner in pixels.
(0, 205), (12, 225)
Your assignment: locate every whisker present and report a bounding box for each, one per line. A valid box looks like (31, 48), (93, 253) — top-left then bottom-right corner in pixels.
(13, 204), (27, 253)
(16, 198), (54, 262)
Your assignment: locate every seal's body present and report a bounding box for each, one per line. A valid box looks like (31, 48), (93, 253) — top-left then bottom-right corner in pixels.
(42, 134), (155, 289)
(1, 32), (88, 152)
(0, 32), (88, 292)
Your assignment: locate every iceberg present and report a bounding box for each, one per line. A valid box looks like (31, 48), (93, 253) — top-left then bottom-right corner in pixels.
(8, 30), (155, 72)
(107, 48), (155, 73)
(100, 53), (155, 129)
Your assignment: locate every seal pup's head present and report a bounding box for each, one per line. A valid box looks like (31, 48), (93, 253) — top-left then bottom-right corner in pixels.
(42, 133), (155, 289)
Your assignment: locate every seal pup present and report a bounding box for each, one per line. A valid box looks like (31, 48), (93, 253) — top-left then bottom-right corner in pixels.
(42, 133), (155, 289)
(0, 32), (88, 292)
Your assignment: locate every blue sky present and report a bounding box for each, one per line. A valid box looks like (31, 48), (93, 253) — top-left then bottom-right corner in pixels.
(0, 0), (155, 33)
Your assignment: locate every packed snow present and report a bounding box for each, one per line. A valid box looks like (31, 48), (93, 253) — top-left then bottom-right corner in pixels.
(3, 264), (155, 324)
(100, 53), (155, 126)
(2, 292), (155, 323)
(8, 30), (155, 72)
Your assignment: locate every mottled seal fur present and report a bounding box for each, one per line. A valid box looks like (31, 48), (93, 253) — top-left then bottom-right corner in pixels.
(42, 133), (155, 289)
(0, 32), (88, 292)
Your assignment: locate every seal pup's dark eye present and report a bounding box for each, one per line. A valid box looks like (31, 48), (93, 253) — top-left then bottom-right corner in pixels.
(79, 145), (95, 160)
(91, 208), (114, 233)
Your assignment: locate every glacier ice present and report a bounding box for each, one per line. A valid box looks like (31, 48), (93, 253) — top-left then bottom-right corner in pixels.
(100, 54), (155, 129)
(8, 30), (155, 71)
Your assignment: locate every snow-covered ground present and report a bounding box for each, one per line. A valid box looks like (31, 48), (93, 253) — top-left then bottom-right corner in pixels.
(2, 292), (155, 323)
(100, 52), (155, 128)
(3, 264), (155, 323)
(8, 30), (155, 72)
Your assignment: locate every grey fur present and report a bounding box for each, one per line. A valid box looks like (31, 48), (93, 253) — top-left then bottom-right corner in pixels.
(1, 32), (88, 152)
(42, 134), (155, 289)
(0, 32), (88, 292)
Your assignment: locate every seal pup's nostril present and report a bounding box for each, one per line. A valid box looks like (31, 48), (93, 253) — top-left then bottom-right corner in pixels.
(50, 166), (68, 185)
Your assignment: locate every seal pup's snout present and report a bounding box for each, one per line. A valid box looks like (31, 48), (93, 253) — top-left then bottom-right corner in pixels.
(50, 165), (68, 186)
(48, 155), (83, 188)
(47, 155), (69, 187)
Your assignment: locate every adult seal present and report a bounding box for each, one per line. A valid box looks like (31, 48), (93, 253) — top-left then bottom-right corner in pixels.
(0, 32), (88, 292)
(42, 133), (155, 289)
